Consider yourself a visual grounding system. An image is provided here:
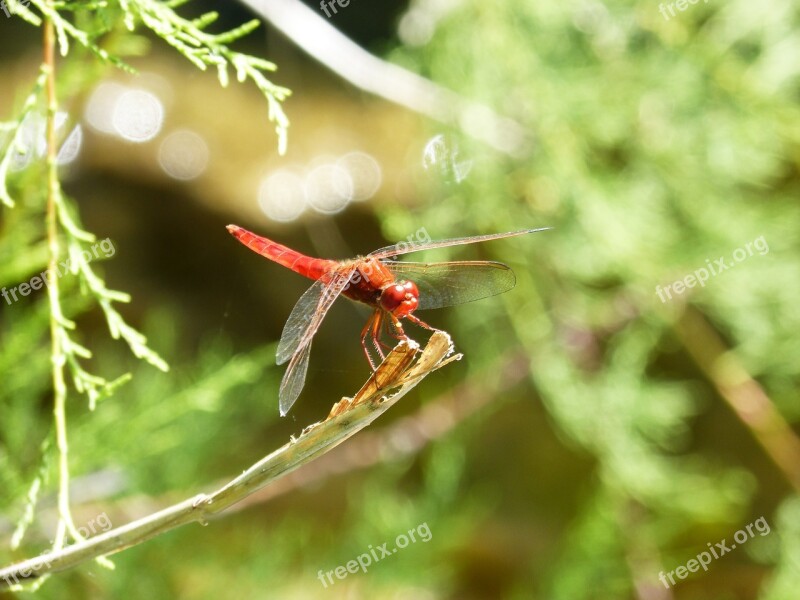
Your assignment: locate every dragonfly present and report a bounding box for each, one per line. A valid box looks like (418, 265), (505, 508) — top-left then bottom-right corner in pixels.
(227, 224), (549, 415)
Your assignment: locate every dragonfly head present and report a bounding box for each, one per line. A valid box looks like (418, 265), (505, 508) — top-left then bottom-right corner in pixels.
(379, 280), (419, 317)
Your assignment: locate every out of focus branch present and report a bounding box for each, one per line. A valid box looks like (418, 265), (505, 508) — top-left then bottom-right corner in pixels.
(238, 0), (531, 156)
(675, 308), (800, 493)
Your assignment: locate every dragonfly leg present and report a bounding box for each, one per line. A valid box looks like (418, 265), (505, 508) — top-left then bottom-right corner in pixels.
(386, 314), (409, 341)
(360, 311), (380, 370)
(381, 312), (405, 342)
(405, 313), (438, 331)
(370, 310), (387, 361)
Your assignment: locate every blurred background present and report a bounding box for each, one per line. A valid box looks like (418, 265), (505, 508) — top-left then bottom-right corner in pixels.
(1, 0), (799, 598)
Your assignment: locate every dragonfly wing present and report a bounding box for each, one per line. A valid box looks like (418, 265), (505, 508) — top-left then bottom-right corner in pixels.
(279, 341), (312, 416)
(368, 228), (550, 260)
(275, 269), (355, 415)
(385, 261), (516, 310)
(277, 280), (326, 365)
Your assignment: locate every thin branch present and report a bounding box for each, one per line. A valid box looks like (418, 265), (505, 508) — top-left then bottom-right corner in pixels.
(238, 0), (532, 157)
(0, 332), (459, 588)
(43, 5), (75, 553)
(675, 307), (800, 493)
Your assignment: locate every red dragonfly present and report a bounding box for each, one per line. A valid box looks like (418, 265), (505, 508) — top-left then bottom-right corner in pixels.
(227, 225), (548, 415)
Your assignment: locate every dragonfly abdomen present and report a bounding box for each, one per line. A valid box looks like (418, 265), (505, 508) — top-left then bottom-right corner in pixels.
(227, 225), (335, 281)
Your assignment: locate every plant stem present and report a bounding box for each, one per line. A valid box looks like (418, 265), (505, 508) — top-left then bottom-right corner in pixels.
(43, 5), (73, 552)
(675, 308), (800, 493)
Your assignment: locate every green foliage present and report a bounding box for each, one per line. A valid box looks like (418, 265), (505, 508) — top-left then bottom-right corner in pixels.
(0, 324), (281, 580)
(0, 69), (48, 209)
(54, 194), (168, 409)
(0, 0), (290, 588)
(118, 0), (290, 153)
(384, 0), (800, 597)
(70, 326), (280, 494)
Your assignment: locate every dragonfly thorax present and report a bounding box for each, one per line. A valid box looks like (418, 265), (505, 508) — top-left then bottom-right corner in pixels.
(379, 280), (419, 317)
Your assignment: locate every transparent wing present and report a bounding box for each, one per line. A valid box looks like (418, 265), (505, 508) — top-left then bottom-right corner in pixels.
(368, 228), (550, 260)
(277, 280), (326, 365)
(276, 270), (354, 415)
(385, 261), (516, 310)
(279, 342), (312, 417)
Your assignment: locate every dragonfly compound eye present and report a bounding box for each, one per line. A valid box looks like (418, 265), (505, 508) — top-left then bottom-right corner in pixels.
(380, 280), (419, 316)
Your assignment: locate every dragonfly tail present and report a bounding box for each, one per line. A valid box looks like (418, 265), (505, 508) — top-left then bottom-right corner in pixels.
(227, 224), (335, 281)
